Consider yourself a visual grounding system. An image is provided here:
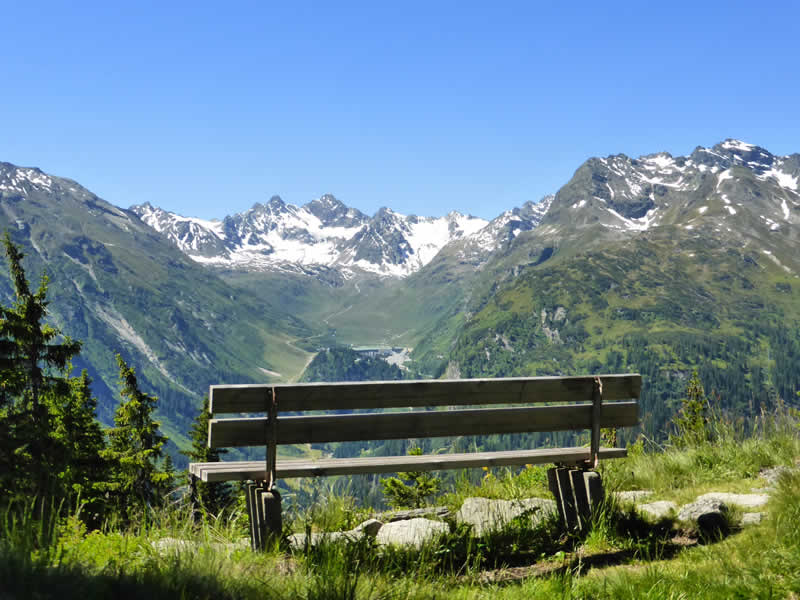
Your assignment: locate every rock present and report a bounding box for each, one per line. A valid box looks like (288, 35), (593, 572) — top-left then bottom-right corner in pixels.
(287, 532), (311, 550)
(615, 490), (654, 503)
(287, 531), (349, 551)
(759, 466), (795, 487)
(152, 537), (195, 553)
(152, 537), (249, 554)
(695, 492), (768, 508)
(352, 518), (383, 537)
(287, 519), (383, 551)
(637, 501), (678, 519)
(678, 498), (728, 533)
(741, 512), (765, 526)
(375, 518), (450, 549)
(456, 497), (556, 537)
(376, 507), (451, 522)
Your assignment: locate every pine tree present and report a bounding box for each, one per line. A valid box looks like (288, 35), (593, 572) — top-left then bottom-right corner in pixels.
(670, 369), (710, 448)
(162, 453), (176, 500)
(102, 354), (170, 514)
(380, 446), (440, 509)
(182, 395), (231, 516)
(50, 370), (109, 516)
(0, 233), (81, 499)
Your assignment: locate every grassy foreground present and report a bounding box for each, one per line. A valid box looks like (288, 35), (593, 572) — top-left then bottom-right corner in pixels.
(2, 414), (799, 599)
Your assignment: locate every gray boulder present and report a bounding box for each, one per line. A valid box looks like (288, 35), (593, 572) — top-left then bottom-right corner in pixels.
(287, 531), (348, 550)
(615, 490), (653, 503)
(375, 518), (449, 549)
(695, 492), (768, 508)
(152, 537), (249, 555)
(456, 497), (556, 537)
(678, 498), (729, 533)
(741, 512), (765, 526)
(759, 466), (795, 488)
(376, 507), (451, 522)
(637, 501), (678, 519)
(351, 518), (383, 537)
(287, 518), (384, 551)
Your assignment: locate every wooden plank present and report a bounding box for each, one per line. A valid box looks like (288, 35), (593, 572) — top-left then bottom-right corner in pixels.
(210, 374), (642, 413)
(190, 447), (628, 482)
(208, 401), (638, 447)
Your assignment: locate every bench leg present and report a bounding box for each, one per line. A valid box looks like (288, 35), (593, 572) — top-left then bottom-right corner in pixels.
(245, 483), (282, 551)
(548, 467), (604, 531)
(549, 467), (580, 530)
(189, 474), (199, 523)
(570, 469), (592, 529)
(260, 488), (282, 542)
(246, 483), (264, 551)
(583, 471), (604, 514)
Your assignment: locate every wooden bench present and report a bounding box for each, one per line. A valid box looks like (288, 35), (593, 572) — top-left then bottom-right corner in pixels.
(188, 374), (640, 549)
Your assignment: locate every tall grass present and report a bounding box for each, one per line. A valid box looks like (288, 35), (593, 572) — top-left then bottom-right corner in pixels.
(1, 403), (798, 599)
(603, 401), (800, 496)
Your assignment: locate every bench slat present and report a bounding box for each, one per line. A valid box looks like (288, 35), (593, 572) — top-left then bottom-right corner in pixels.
(210, 374), (641, 414)
(190, 447), (627, 481)
(208, 401), (638, 447)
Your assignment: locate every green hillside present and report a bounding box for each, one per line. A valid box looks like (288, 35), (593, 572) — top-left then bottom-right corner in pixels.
(443, 224), (800, 438)
(0, 163), (314, 450)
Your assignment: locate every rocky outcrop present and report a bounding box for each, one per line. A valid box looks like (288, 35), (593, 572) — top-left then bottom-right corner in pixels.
(615, 490), (653, 503)
(637, 501), (678, 519)
(375, 518), (449, 549)
(694, 492), (768, 508)
(456, 497), (556, 537)
(677, 498), (729, 533)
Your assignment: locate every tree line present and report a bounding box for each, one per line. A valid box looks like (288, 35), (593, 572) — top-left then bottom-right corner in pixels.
(0, 234), (229, 523)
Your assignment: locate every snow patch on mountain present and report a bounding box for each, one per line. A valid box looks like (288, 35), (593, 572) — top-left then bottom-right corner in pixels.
(757, 167), (798, 191)
(560, 140), (800, 235)
(133, 196), (489, 278)
(468, 196), (553, 252)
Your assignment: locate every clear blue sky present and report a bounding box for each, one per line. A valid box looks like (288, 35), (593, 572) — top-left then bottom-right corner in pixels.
(2, 1), (798, 221)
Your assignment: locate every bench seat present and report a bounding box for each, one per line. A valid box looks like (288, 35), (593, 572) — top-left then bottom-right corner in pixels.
(189, 446), (627, 482)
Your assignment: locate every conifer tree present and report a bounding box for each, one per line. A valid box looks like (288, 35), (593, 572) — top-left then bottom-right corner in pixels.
(162, 453), (176, 499)
(103, 354), (170, 513)
(0, 233), (81, 499)
(50, 370), (109, 515)
(183, 395), (232, 516)
(670, 369), (710, 448)
(380, 446), (440, 509)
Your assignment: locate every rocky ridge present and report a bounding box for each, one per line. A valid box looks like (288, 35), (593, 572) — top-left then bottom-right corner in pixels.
(132, 194), (490, 278)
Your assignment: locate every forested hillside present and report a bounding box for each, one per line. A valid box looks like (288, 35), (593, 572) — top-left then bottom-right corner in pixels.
(445, 226), (800, 440)
(300, 347), (404, 383)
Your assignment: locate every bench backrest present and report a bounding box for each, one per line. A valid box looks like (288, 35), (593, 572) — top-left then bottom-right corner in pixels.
(208, 374), (640, 450)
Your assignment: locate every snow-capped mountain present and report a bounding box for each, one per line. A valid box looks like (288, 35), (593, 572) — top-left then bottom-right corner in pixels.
(132, 194), (491, 277)
(468, 196), (554, 251)
(539, 139), (799, 245)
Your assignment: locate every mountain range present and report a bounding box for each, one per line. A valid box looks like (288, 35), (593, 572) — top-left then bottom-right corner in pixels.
(131, 194), (551, 279)
(1, 139), (798, 452)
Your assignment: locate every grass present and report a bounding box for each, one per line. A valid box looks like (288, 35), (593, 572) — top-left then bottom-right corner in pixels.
(2, 407), (799, 599)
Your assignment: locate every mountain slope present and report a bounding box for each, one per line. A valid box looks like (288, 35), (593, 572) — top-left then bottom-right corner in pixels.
(418, 140), (800, 436)
(0, 162), (314, 445)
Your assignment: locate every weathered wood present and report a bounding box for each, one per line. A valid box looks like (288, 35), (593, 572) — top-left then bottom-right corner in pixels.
(189, 447), (628, 482)
(266, 388), (277, 488)
(590, 378), (602, 467)
(208, 401), (638, 447)
(209, 374), (642, 414)
(570, 469), (591, 529)
(556, 467), (580, 530)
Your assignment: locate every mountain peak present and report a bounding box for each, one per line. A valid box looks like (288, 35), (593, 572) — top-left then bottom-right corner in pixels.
(266, 195), (285, 208)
